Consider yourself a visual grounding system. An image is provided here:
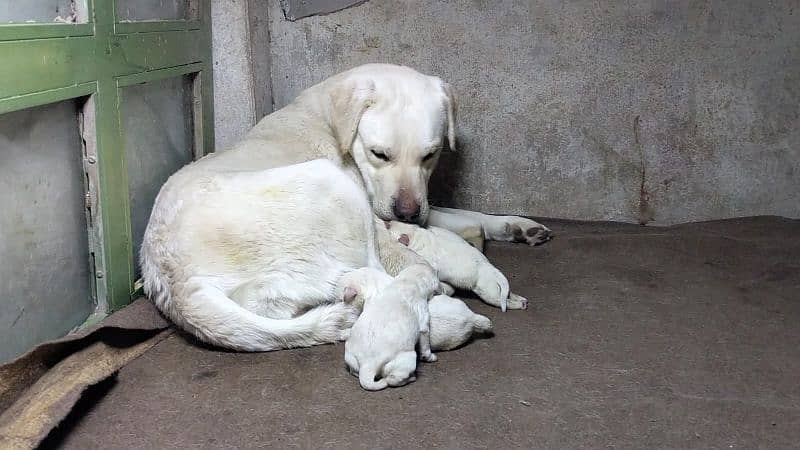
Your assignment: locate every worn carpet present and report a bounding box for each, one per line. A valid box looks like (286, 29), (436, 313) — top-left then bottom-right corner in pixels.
(31, 217), (800, 449)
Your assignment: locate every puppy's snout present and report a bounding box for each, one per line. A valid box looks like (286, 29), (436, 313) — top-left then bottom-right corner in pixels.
(392, 191), (421, 223)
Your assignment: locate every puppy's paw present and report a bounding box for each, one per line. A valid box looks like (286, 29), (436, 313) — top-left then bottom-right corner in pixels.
(438, 282), (455, 296)
(474, 265), (511, 311)
(500, 218), (552, 246)
(507, 292), (528, 310)
(337, 328), (352, 341)
(421, 351), (438, 363)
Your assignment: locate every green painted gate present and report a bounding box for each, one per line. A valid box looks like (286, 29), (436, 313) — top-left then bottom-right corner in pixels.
(0, 0), (214, 331)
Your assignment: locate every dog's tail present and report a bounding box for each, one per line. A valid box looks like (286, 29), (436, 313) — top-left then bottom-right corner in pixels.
(472, 314), (493, 334)
(358, 363), (389, 391)
(144, 271), (356, 352)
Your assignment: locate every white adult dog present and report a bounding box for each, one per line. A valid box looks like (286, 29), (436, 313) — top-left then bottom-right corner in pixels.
(141, 64), (550, 351)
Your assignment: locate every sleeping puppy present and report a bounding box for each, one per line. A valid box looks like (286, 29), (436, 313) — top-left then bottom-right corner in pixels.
(386, 221), (521, 311)
(427, 295), (493, 351)
(337, 268), (493, 353)
(341, 264), (439, 391)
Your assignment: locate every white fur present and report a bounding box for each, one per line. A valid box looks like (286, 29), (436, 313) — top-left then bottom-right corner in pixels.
(386, 221), (526, 311)
(141, 64), (537, 352)
(342, 265), (439, 391)
(336, 267), (394, 312)
(337, 269), (492, 352)
(428, 207), (552, 247)
(428, 295), (493, 351)
(141, 159), (380, 350)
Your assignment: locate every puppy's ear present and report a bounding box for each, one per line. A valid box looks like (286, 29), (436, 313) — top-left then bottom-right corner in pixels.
(342, 286), (359, 303)
(440, 80), (457, 152)
(328, 77), (376, 154)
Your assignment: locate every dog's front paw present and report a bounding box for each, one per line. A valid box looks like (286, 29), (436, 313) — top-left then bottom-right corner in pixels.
(498, 217), (552, 246)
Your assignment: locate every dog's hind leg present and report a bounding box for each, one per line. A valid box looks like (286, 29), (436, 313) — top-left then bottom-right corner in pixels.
(229, 273), (333, 319)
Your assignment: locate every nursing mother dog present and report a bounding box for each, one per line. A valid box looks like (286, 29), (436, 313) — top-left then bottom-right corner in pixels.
(141, 63), (551, 351)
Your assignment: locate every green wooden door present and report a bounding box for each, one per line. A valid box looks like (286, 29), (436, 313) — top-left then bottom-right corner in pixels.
(0, 0), (214, 326)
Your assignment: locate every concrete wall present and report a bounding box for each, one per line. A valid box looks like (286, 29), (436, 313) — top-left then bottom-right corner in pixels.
(212, 0), (257, 150)
(266, 0), (800, 224)
(211, 0), (273, 151)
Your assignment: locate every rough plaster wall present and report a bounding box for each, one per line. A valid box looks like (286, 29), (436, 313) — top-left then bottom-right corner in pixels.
(248, 0), (274, 120)
(279, 0), (367, 20)
(212, 0), (258, 150)
(267, 0), (800, 224)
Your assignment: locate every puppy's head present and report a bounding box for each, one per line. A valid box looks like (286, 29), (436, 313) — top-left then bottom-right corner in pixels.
(336, 267), (393, 310)
(394, 263), (440, 301)
(328, 64), (456, 225)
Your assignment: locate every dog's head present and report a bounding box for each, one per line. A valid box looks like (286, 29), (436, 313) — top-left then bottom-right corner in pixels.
(321, 64), (456, 225)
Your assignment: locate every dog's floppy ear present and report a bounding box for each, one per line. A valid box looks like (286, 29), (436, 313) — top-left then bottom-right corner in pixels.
(328, 77), (376, 154)
(440, 80), (457, 152)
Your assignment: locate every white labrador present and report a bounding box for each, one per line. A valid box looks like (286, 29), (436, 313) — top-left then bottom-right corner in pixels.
(142, 64), (549, 351)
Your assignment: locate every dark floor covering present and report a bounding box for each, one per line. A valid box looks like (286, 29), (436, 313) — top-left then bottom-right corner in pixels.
(45, 217), (800, 449)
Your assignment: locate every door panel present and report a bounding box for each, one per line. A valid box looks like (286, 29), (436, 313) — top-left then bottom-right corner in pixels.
(0, 100), (94, 362)
(0, 0), (88, 23)
(117, 0), (197, 21)
(121, 75), (194, 279)
(0, 1), (213, 360)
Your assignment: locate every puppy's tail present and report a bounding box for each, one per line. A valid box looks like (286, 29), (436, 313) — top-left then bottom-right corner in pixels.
(358, 363), (389, 391)
(472, 314), (493, 334)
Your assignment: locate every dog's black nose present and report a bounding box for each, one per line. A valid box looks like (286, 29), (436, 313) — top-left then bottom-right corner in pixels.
(393, 199), (421, 223)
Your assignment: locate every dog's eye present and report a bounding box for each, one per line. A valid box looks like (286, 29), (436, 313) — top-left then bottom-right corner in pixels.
(371, 149), (390, 161)
(422, 150), (438, 162)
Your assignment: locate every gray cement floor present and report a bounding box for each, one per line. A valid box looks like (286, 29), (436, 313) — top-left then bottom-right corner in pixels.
(44, 217), (800, 449)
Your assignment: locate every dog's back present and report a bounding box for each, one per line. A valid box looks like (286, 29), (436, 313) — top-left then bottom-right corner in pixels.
(142, 159), (376, 351)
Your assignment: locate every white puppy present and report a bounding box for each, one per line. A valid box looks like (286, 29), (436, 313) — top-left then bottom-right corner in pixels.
(336, 267), (393, 312)
(427, 295), (493, 351)
(342, 264), (439, 391)
(386, 221), (527, 311)
(337, 269), (493, 353)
